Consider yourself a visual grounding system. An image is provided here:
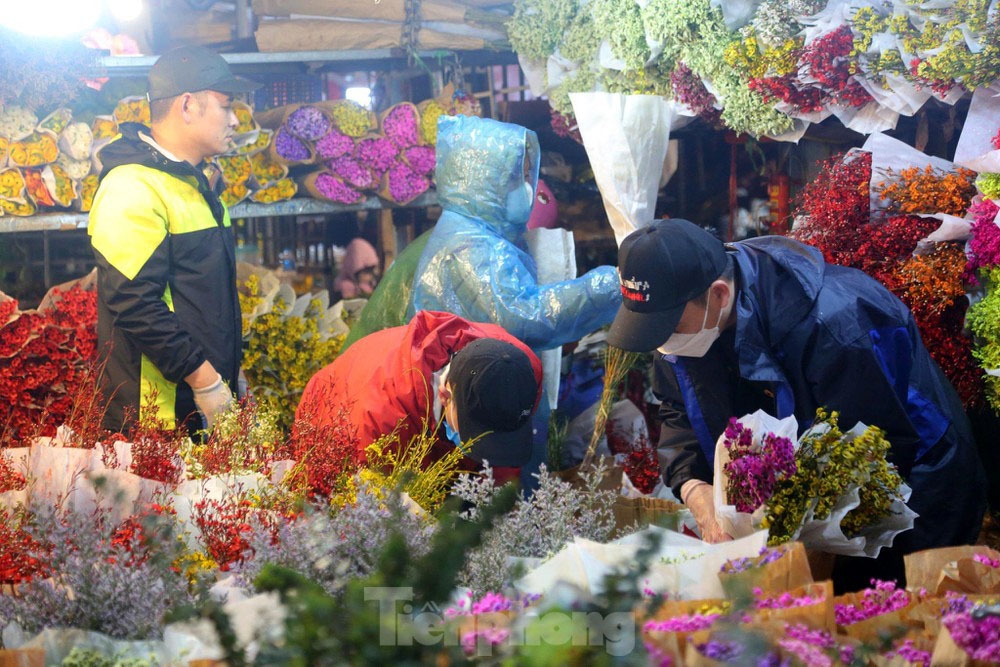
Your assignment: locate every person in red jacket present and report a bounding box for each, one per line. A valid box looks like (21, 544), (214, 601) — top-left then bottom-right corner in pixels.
(296, 310), (543, 482)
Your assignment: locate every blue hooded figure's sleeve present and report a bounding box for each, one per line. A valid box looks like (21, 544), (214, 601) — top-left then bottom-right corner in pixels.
(409, 115), (620, 350)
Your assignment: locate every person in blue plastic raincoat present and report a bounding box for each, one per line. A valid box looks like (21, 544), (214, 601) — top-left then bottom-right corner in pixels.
(408, 115), (621, 350)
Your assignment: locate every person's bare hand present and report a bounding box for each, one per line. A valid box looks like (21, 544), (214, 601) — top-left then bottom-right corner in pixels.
(683, 481), (733, 544)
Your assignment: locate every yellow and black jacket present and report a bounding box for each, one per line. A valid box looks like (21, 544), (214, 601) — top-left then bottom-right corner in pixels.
(89, 123), (241, 433)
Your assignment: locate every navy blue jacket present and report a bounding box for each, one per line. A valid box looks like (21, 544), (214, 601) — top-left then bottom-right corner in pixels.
(654, 236), (985, 551)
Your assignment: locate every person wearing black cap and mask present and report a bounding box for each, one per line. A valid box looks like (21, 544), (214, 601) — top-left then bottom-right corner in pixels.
(296, 310), (542, 485)
(609, 219), (986, 591)
(89, 46), (260, 436)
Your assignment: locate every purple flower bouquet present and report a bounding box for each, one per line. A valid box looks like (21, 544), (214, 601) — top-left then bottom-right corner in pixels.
(380, 161), (430, 205)
(328, 156), (376, 190)
(315, 129), (355, 160)
(304, 171), (364, 205)
(272, 127), (312, 164)
(356, 136), (398, 172)
(403, 145), (436, 177)
(285, 105), (331, 141)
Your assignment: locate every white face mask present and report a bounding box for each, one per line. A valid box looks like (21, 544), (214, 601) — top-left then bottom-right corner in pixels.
(657, 289), (732, 358)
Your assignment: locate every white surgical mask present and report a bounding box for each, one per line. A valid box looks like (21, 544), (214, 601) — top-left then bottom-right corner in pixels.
(657, 290), (731, 358)
(505, 181), (534, 222)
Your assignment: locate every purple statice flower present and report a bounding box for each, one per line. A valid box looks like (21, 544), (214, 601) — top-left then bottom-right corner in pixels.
(403, 145), (436, 176)
(382, 103), (420, 149)
(471, 592), (514, 614)
(286, 106), (330, 141)
(834, 579), (910, 625)
(723, 420), (796, 513)
(721, 546), (786, 574)
(386, 161), (430, 204)
(973, 553), (1000, 568)
(946, 592), (973, 615)
(643, 613), (720, 633)
(883, 639), (931, 667)
(356, 136), (398, 172)
(314, 172), (363, 204)
(697, 639), (743, 661)
(784, 624), (835, 648)
(942, 611), (1000, 662)
(274, 127), (310, 162)
(328, 156), (375, 190)
(315, 129), (354, 160)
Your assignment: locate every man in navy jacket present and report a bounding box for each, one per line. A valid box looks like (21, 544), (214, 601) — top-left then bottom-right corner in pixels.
(609, 219), (986, 590)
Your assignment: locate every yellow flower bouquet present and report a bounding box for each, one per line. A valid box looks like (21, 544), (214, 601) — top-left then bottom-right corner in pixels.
(249, 177), (296, 204)
(74, 173), (99, 212)
(37, 108), (72, 135)
(113, 95), (151, 126)
(91, 116), (118, 141)
(8, 131), (59, 167)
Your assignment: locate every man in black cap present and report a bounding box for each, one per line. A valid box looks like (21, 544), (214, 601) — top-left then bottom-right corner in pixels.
(609, 219), (986, 589)
(297, 310), (542, 485)
(89, 46), (260, 435)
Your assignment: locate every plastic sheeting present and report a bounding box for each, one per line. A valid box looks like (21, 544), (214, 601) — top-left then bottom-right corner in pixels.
(409, 116), (620, 351)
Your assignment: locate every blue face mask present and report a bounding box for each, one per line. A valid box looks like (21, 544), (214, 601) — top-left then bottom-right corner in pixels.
(443, 419), (462, 447)
(505, 182), (534, 223)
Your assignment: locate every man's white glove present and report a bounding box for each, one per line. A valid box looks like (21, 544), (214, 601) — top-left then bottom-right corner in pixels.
(192, 373), (234, 430)
(682, 480), (732, 544)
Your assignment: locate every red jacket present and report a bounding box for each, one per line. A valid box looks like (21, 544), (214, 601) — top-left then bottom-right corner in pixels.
(296, 311), (543, 470)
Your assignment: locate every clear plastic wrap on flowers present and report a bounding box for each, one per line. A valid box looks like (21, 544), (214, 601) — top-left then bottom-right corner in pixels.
(58, 121), (94, 162)
(0, 106), (38, 141)
(74, 173), (99, 212)
(570, 93), (676, 246)
(37, 108), (72, 135)
(953, 81), (1000, 175)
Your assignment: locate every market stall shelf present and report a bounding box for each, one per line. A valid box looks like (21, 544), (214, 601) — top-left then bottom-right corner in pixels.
(0, 192), (439, 233)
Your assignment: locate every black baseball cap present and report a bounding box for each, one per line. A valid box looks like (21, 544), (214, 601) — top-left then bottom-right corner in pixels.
(148, 46), (261, 102)
(607, 219), (728, 352)
(449, 338), (538, 467)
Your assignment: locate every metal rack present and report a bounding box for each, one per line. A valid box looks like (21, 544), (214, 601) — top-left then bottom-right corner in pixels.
(0, 192), (438, 234)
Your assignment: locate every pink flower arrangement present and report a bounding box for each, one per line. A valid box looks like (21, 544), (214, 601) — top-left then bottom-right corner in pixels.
(313, 172), (363, 204)
(973, 553), (1000, 568)
(385, 161), (430, 204)
(834, 579), (910, 625)
(403, 145), (436, 177)
(964, 198), (1000, 281)
(883, 639), (931, 667)
(356, 136), (398, 172)
(942, 611), (1000, 661)
(328, 156), (375, 190)
(993, 128), (1000, 151)
(315, 129), (354, 160)
(722, 418), (796, 513)
(643, 613), (720, 633)
(754, 587), (825, 610)
(382, 103), (420, 149)
(461, 628), (509, 655)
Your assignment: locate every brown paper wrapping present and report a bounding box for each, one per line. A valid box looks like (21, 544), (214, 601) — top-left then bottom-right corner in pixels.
(719, 541), (814, 598)
(641, 599), (726, 664)
(255, 19), (486, 52)
(613, 496), (685, 533)
(252, 0), (469, 24)
(751, 580), (835, 632)
(298, 170), (366, 205)
(0, 649), (44, 667)
(930, 625), (995, 667)
(379, 101), (425, 147)
(905, 545), (1000, 596)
